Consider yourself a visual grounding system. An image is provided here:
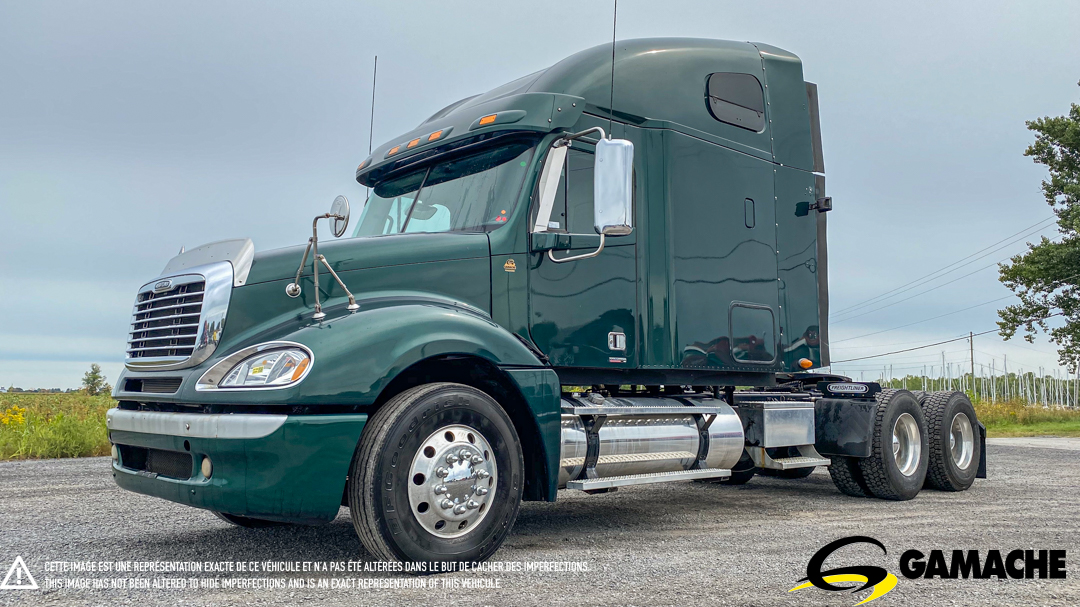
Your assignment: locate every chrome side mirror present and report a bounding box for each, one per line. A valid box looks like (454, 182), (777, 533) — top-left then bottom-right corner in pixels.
(533, 127), (634, 263)
(593, 138), (634, 236)
(330, 195), (350, 238)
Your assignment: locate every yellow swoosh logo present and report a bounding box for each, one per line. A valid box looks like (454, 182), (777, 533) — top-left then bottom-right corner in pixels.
(789, 573), (899, 605)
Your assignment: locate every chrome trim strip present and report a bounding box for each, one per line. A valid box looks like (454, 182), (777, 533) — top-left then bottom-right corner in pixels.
(106, 408), (287, 439)
(195, 341), (314, 391)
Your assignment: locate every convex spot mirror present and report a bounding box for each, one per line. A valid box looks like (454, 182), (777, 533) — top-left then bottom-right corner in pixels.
(592, 138), (634, 236)
(330, 195), (350, 237)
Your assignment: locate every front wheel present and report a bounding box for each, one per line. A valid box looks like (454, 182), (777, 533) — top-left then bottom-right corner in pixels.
(348, 383), (524, 568)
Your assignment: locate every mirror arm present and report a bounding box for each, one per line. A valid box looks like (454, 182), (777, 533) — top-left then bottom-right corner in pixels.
(560, 126), (607, 144)
(546, 233), (605, 264)
(286, 212), (351, 321)
(317, 255), (359, 311)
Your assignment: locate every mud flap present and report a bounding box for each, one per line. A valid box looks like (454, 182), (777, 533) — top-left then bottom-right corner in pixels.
(977, 421), (987, 479)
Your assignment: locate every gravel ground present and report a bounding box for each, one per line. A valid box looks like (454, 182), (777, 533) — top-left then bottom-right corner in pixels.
(1, 439), (1078, 606)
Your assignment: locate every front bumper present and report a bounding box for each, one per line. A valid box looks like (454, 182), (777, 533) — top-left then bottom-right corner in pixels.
(107, 408), (367, 524)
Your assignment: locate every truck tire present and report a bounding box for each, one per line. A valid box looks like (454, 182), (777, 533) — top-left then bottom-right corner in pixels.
(857, 389), (928, 501)
(923, 391), (980, 491)
(713, 448), (756, 485)
(911, 390), (928, 405)
(212, 512), (290, 528)
(828, 457), (869, 497)
(348, 383), (524, 568)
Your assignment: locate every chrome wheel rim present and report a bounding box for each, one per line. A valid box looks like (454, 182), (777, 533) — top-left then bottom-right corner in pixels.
(949, 412), (974, 470)
(892, 413), (921, 477)
(408, 424), (497, 538)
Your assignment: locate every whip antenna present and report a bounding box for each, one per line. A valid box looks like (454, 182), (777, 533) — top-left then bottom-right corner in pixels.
(607, 0), (617, 137)
(366, 55), (378, 198)
(369, 55), (378, 155)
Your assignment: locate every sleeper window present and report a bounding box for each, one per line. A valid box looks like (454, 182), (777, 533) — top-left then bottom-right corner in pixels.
(706, 73), (766, 132)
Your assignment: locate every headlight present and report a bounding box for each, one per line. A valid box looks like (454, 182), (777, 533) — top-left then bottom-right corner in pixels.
(219, 348), (310, 388)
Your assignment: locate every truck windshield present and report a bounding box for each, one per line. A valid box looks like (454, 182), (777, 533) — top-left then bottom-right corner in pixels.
(352, 139), (536, 237)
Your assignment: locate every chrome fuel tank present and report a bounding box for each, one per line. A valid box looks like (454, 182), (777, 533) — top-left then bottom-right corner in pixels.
(558, 396), (744, 487)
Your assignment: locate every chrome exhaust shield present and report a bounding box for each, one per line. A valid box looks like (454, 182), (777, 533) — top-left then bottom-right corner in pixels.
(558, 397), (744, 488)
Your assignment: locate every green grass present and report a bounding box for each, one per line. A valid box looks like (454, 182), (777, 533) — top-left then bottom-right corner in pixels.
(1, 391), (1078, 460)
(0, 393), (113, 459)
(973, 398), (1080, 437)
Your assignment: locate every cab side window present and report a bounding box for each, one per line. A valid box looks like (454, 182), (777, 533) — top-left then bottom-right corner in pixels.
(546, 147), (595, 233)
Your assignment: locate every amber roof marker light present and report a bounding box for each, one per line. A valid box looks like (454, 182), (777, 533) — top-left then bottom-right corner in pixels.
(478, 114), (497, 126)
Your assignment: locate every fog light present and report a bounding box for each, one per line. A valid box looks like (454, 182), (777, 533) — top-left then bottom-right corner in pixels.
(111, 445), (118, 462)
(201, 456), (213, 479)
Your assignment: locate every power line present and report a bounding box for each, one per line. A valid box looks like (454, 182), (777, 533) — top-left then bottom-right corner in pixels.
(831, 295), (1015, 343)
(832, 260), (1000, 324)
(834, 269), (1080, 344)
(832, 312), (1066, 363)
(832, 329), (1001, 363)
(830, 216), (1056, 317)
(832, 333), (970, 350)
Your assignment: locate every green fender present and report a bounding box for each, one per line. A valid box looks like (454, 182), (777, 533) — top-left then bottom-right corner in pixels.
(175, 296), (563, 501)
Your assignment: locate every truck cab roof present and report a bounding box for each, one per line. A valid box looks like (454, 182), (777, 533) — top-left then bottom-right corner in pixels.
(357, 38), (816, 187)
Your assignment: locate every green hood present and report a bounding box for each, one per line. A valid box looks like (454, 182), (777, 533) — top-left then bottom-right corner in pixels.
(244, 232), (491, 286)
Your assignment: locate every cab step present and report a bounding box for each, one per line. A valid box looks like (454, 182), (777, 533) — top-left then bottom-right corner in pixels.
(748, 445), (830, 470)
(566, 468), (731, 491)
(766, 455), (831, 470)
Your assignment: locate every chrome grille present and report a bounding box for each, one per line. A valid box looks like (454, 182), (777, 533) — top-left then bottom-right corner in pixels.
(128, 279), (205, 359)
(124, 261), (232, 371)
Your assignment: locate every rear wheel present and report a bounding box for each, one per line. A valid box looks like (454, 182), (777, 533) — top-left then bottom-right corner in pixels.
(348, 383), (524, 568)
(212, 512), (290, 528)
(857, 389), (928, 501)
(828, 456), (869, 497)
(923, 391), (980, 491)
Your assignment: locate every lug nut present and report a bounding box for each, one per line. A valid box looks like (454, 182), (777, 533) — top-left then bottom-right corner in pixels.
(476, 469), (490, 480)
(446, 453), (459, 464)
(435, 467), (448, 478)
(466, 500), (479, 510)
(458, 449), (472, 459)
(470, 455), (484, 464)
(434, 484), (448, 495)
(453, 504), (467, 515)
(440, 499), (454, 510)
(475, 487), (489, 496)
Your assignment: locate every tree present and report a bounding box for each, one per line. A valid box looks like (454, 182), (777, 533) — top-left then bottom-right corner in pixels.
(998, 81), (1080, 372)
(82, 364), (111, 396)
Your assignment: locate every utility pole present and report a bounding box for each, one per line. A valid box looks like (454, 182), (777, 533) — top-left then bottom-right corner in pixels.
(969, 332), (975, 389)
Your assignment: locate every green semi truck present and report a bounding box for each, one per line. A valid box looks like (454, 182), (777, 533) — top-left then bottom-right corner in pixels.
(108, 38), (985, 566)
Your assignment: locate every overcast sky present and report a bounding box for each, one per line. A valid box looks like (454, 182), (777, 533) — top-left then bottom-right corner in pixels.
(2, 1), (1079, 388)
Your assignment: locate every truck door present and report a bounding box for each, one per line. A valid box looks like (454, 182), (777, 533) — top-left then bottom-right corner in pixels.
(527, 139), (637, 369)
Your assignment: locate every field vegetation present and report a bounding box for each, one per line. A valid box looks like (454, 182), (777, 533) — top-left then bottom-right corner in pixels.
(0, 393), (112, 459)
(2, 391), (1080, 460)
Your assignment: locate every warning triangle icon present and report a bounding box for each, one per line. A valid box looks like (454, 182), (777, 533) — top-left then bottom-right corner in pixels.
(0, 556), (38, 590)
